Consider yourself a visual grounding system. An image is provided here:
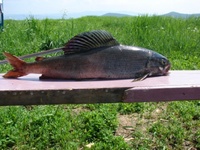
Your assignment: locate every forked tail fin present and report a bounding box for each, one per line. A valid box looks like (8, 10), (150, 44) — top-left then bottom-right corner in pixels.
(3, 52), (27, 78)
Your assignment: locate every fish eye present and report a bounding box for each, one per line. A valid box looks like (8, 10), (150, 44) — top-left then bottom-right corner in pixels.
(161, 59), (167, 66)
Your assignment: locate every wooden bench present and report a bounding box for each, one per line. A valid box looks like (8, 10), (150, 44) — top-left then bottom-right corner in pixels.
(0, 70), (199, 106)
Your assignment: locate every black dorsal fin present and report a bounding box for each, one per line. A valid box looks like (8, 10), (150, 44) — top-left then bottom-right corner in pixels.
(63, 30), (120, 54)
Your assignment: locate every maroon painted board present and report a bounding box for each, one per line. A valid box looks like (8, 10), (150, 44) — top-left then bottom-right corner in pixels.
(0, 70), (199, 105)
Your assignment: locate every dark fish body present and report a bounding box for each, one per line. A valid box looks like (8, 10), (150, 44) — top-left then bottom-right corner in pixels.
(3, 30), (170, 80)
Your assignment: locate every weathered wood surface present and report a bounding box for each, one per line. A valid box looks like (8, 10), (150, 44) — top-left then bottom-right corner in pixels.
(0, 70), (199, 106)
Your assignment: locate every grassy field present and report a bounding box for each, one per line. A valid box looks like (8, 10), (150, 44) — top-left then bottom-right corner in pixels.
(0, 16), (200, 149)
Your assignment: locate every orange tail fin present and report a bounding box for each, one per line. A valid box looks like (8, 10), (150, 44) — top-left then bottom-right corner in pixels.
(3, 52), (27, 78)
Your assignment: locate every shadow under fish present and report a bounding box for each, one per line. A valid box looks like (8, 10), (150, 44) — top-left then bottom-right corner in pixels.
(3, 30), (171, 81)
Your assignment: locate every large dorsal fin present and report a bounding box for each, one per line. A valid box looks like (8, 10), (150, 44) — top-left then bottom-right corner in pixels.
(63, 30), (120, 54)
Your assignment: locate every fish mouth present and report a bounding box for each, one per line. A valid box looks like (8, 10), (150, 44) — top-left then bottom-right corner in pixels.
(162, 64), (171, 75)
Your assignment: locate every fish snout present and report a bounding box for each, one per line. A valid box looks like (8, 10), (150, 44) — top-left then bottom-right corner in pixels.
(162, 64), (171, 75)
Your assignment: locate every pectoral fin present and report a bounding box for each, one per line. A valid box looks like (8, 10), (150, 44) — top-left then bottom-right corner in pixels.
(132, 73), (150, 82)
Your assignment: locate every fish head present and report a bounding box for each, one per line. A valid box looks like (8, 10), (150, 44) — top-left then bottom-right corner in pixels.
(146, 51), (171, 76)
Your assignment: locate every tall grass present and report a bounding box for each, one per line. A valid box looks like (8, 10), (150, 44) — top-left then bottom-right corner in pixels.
(0, 16), (199, 149)
(1, 16), (200, 71)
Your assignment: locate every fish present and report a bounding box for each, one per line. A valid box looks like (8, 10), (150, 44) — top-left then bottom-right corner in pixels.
(2, 30), (170, 80)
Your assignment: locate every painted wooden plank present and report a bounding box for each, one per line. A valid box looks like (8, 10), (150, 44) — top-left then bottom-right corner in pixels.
(0, 70), (199, 106)
(124, 86), (200, 102)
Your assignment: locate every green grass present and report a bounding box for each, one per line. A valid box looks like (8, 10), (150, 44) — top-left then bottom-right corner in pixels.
(0, 15), (200, 149)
